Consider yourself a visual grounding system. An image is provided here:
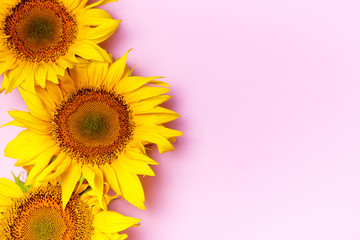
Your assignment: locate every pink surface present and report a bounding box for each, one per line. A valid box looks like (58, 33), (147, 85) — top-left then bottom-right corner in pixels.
(2, 0), (360, 239)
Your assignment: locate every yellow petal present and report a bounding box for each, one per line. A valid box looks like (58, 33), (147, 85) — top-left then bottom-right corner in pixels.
(7, 111), (52, 134)
(0, 194), (13, 206)
(124, 148), (158, 165)
(0, 178), (23, 198)
(35, 63), (47, 88)
(36, 153), (70, 182)
(85, 0), (117, 9)
(87, 61), (109, 87)
(0, 56), (16, 76)
(1, 119), (26, 129)
(120, 157), (155, 176)
(148, 80), (170, 87)
(5, 130), (55, 164)
(72, 40), (111, 62)
(46, 63), (59, 84)
(0, 72), (10, 93)
(115, 76), (161, 94)
(116, 234), (128, 240)
(61, 0), (82, 11)
(134, 128), (175, 153)
(93, 229), (109, 240)
(61, 162), (82, 210)
(124, 85), (170, 104)
(82, 165), (105, 209)
(83, 19), (120, 43)
(25, 146), (59, 185)
(112, 159), (145, 209)
(34, 83), (62, 113)
(101, 164), (122, 195)
(138, 124), (183, 139)
(133, 113), (180, 125)
(19, 65), (36, 93)
(93, 211), (140, 233)
(56, 58), (73, 71)
(6, 62), (27, 93)
(105, 50), (130, 89)
(18, 88), (51, 121)
(77, 8), (114, 25)
(130, 95), (172, 113)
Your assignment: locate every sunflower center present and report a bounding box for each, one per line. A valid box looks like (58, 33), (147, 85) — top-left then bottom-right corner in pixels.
(78, 112), (109, 139)
(52, 88), (134, 165)
(25, 17), (57, 46)
(0, 186), (94, 240)
(25, 208), (65, 240)
(3, 0), (77, 62)
(33, 219), (56, 239)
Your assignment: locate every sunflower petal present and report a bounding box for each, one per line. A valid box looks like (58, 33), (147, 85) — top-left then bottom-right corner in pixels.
(82, 165), (105, 210)
(5, 130), (55, 164)
(121, 157), (155, 176)
(85, 0), (117, 9)
(115, 76), (161, 94)
(18, 88), (51, 121)
(0, 194), (13, 206)
(112, 159), (145, 210)
(134, 125), (181, 153)
(36, 153), (70, 182)
(72, 41), (111, 62)
(93, 229), (109, 240)
(25, 146), (59, 185)
(35, 63), (47, 88)
(93, 211), (140, 233)
(6, 62), (27, 93)
(61, 162), (82, 210)
(124, 85), (170, 104)
(83, 19), (120, 43)
(124, 148), (158, 165)
(101, 164), (122, 195)
(7, 111), (52, 134)
(106, 50), (131, 89)
(77, 8), (114, 25)
(130, 95), (172, 113)
(133, 113), (180, 125)
(0, 178), (23, 198)
(87, 61), (109, 87)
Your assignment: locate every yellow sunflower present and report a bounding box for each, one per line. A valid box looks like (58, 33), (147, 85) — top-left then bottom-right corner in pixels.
(0, 177), (140, 239)
(4, 51), (182, 210)
(0, 0), (120, 93)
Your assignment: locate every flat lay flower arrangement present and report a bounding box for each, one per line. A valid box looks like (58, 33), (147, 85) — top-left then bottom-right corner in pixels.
(0, 0), (182, 239)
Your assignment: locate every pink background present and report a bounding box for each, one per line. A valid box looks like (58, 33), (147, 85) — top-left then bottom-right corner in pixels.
(2, 0), (360, 239)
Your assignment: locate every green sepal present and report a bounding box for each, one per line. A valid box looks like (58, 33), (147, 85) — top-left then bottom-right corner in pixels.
(75, 173), (85, 194)
(12, 172), (31, 193)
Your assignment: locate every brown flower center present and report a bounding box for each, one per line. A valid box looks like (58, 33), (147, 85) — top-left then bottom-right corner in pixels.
(52, 88), (134, 165)
(3, 0), (77, 62)
(0, 186), (94, 240)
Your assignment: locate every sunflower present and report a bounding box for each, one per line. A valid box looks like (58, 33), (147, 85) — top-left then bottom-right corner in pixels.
(0, 177), (140, 239)
(0, 0), (120, 93)
(4, 51), (182, 210)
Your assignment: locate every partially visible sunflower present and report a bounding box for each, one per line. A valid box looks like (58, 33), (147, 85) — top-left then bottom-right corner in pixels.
(0, 177), (139, 239)
(0, 0), (119, 93)
(4, 51), (182, 210)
